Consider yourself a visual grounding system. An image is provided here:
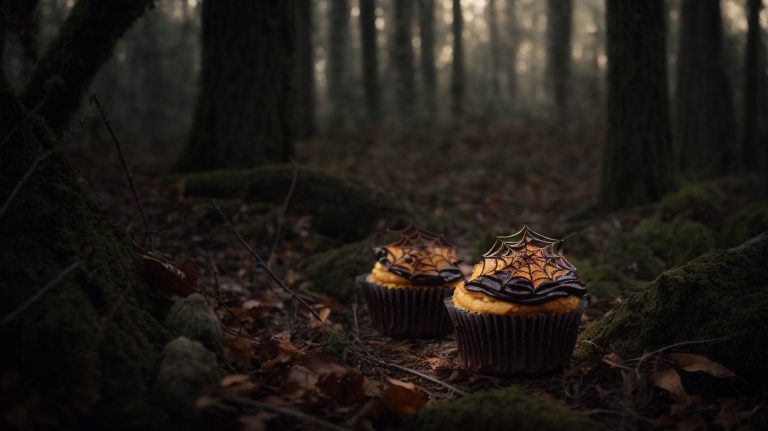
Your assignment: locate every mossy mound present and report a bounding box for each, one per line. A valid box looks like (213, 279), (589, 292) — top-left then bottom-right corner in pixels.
(168, 165), (412, 241)
(573, 258), (642, 300)
(406, 386), (604, 431)
(154, 337), (222, 416)
(164, 294), (223, 356)
(721, 203), (768, 247)
(302, 240), (374, 301)
(576, 233), (768, 389)
(656, 183), (724, 226)
(605, 233), (666, 280)
(633, 218), (718, 268)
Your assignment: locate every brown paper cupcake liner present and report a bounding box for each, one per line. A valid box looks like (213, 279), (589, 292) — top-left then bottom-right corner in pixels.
(356, 274), (453, 338)
(445, 297), (584, 376)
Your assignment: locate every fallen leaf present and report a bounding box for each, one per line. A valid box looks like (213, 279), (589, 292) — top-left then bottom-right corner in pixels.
(650, 368), (692, 404)
(370, 378), (429, 420)
(670, 353), (736, 379)
(139, 250), (198, 296)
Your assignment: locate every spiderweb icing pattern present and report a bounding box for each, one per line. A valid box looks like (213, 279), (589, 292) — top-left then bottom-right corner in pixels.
(375, 224), (462, 286)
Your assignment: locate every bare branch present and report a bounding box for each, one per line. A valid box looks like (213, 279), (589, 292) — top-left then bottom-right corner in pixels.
(0, 149), (54, 221)
(1, 261), (79, 327)
(267, 159), (299, 264)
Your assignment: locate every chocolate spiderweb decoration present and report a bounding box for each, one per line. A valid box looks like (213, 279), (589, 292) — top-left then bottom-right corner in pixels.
(375, 224), (462, 285)
(472, 225), (577, 289)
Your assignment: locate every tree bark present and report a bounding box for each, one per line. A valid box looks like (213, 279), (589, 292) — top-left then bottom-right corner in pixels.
(359, 0), (380, 122)
(419, 0), (436, 118)
(742, 0), (763, 170)
(21, 0), (152, 133)
(505, 0), (518, 106)
(293, 0), (314, 140)
(599, 0), (678, 210)
(175, 0), (294, 172)
(485, 0), (502, 117)
(393, 0), (415, 122)
(545, 0), (572, 121)
(451, 0), (464, 118)
(675, 0), (736, 179)
(327, 0), (349, 129)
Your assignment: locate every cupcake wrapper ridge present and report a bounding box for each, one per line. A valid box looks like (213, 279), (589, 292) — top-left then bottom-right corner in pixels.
(357, 274), (453, 338)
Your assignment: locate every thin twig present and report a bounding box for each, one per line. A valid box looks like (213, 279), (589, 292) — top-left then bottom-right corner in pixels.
(227, 397), (352, 431)
(0, 150), (54, 221)
(623, 336), (731, 364)
(207, 253), (221, 300)
(267, 160), (299, 265)
(211, 200), (326, 323)
(0, 98), (45, 153)
(0, 262), (79, 327)
(356, 349), (468, 396)
(90, 94), (154, 251)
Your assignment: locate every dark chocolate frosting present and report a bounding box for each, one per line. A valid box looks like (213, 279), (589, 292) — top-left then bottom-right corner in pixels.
(465, 225), (588, 305)
(375, 224), (462, 286)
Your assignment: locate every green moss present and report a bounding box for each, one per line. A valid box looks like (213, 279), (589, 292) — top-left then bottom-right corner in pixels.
(303, 240), (374, 301)
(656, 183), (724, 226)
(605, 233), (666, 280)
(166, 165), (412, 241)
(633, 218), (718, 267)
(155, 337), (223, 415)
(576, 233), (768, 389)
(721, 203), (768, 247)
(406, 386), (604, 431)
(573, 258), (642, 299)
(164, 294), (223, 356)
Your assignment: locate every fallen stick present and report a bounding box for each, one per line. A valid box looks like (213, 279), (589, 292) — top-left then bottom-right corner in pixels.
(0, 150), (54, 221)
(267, 159), (299, 264)
(227, 396), (352, 431)
(0, 262), (79, 327)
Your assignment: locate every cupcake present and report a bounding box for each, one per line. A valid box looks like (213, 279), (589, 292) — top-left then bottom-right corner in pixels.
(356, 225), (463, 337)
(445, 225), (588, 375)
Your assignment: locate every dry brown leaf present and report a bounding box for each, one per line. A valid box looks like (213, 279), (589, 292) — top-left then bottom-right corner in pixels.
(601, 352), (624, 368)
(670, 353), (736, 379)
(650, 369), (692, 404)
(221, 374), (251, 387)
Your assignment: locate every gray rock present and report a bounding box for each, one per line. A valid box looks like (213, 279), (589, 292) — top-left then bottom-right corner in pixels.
(164, 294), (223, 355)
(155, 337), (222, 415)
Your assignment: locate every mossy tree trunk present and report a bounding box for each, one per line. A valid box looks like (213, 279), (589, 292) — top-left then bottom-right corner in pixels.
(293, 0), (314, 140)
(675, 0), (736, 179)
(1, 4), (168, 427)
(419, 0), (436, 120)
(451, 0), (464, 118)
(742, 0), (763, 170)
(545, 0), (572, 122)
(599, 0), (678, 210)
(393, 0), (415, 123)
(175, 0), (294, 172)
(359, 0), (380, 123)
(327, 0), (349, 129)
(21, 0), (153, 133)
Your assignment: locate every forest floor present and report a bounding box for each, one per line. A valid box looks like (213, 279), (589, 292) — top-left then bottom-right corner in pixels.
(65, 120), (766, 430)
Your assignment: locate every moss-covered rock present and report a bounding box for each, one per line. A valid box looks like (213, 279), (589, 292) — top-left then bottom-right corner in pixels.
(406, 386), (604, 431)
(576, 233), (768, 389)
(302, 240), (374, 301)
(167, 165), (412, 241)
(573, 258), (642, 300)
(656, 183), (724, 226)
(155, 337), (222, 416)
(164, 294), (223, 356)
(721, 203), (768, 247)
(605, 233), (666, 280)
(633, 218), (718, 268)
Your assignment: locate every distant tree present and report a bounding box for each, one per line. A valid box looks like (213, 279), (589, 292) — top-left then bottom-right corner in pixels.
(328, 0), (349, 129)
(22, 0), (153, 133)
(676, 0), (736, 179)
(7, 0), (39, 63)
(293, 0), (314, 140)
(742, 0), (764, 170)
(599, 0), (678, 210)
(545, 0), (572, 121)
(505, 0), (519, 105)
(587, 4), (603, 109)
(176, 0), (293, 172)
(485, 0), (502, 116)
(419, 0), (436, 118)
(451, 0), (464, 118)
(359, 0), (380, 122)
(393, 0), (415, 121)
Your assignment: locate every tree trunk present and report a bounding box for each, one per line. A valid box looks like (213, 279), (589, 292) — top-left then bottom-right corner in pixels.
(675, 0), (736, 179)
(327, 0), (349, 129)
(175, 0), (294, 172)
(21, 0), (153, 133)
(451, 0), (464, 118)
(505, 0), (518, 106)
(359, 0), (380, 122)
(293, 0), (314, 140)
(419, 0), (436, 118)
(743, 0), (763, 170)
(393, 0), (415, 122)
(599, 0), (678, 210)
(485, 0), (502, 117)
(545, 0), (572, 121)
